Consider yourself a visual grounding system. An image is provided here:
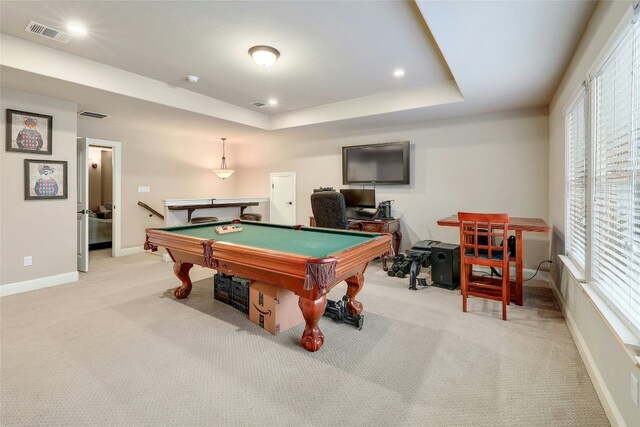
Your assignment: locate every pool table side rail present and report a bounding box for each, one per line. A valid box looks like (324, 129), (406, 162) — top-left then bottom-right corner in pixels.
(144, 228), (391, 297)
(297, 224), (383, 237)
(159, 219), (382, 239)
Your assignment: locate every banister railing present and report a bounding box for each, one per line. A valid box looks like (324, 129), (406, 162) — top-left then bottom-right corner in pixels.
(138, 201), (164, 220)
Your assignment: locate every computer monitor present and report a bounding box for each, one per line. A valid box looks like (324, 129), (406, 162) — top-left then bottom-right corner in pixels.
(340, 189), (376, 208)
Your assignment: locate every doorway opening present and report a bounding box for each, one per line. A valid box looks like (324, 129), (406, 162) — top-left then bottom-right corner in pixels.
(88, 146), (113, 251)
(77, 137), (122, 272)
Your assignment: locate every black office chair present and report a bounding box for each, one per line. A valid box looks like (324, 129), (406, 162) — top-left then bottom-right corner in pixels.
(310, 191), (349, 229)
(311, 191), (365, 329)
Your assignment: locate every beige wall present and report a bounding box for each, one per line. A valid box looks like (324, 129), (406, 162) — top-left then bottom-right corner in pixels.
(548, 2), (639, 426)
(101, 149), (112, 204)
(87, 147), (114, 211)
(0, 89), (77, 285)
(236, 107), (550, 268)
(78, 120), (238, 248)
(88, 146), (102, 211)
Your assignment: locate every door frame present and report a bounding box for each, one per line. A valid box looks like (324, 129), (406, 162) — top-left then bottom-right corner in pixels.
(77, 138), (89, 272)
(269, 171), (296, 225)
(80, 137), (123, 258)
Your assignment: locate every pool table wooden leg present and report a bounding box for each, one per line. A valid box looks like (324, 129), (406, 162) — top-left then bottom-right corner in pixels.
(298, 295), (327, 352)
(173, 262), (193, 299)
(345, 268), (366, 316)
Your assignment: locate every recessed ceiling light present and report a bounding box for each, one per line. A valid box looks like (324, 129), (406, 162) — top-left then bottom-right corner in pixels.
(394, 69), (405, 78)
(66, 22), (87, 35)
(186, 75), (199, 83)
(248, 45), (280, 67)
(268, 99), (278, 106)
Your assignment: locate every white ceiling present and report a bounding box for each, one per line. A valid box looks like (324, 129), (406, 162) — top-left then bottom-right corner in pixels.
(0, 0), (597, 138)
(0, 1), (451, 112)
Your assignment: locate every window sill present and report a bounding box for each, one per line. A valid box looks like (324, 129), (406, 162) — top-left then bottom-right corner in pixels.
(558, 255), (586, 283)
(559, 255), (640, 368)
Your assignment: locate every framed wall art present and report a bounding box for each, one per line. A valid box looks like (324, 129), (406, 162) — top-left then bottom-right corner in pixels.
(24, 159), (67, 200)
(6, 109), (53, 154)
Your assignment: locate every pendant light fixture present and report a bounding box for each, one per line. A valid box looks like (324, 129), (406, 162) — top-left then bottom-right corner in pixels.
(212, 137), (234, 179)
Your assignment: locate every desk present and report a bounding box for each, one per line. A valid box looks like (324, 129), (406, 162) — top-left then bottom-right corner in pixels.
(309, 216), (402, 270)
(436, 215), (549, 305)
(145, 220), (391, 352)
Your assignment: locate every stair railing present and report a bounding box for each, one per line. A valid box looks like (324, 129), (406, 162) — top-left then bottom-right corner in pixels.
(138, 201), (164, 220)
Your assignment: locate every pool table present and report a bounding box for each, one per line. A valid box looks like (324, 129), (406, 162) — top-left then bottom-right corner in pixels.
(144, 220), (392, 352)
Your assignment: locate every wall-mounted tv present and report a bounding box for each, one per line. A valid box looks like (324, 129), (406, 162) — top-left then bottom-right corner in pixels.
(342, 141), (410, 185)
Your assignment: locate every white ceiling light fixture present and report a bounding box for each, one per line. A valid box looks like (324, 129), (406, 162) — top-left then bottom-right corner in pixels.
(268, 99), (278, 106)
(248, 45), (280, 67)
(212, 137), (234, 179)
(393, 68), (405, 78)
(66, 22), (87, 35)
(186, 75), (199, 83)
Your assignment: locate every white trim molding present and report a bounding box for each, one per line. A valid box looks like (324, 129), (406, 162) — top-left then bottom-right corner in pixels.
(558, 255), (586, 283)
(118, 246), (143, 257)
(0, 271), (79, 297)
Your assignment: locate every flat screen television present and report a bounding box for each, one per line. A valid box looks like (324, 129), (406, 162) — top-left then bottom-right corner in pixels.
(342, 141), (410, 185)
(340, 189), (376, 208)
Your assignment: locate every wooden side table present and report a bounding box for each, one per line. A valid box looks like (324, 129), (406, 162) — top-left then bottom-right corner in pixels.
(309, 216), (402, 270)
(436, 215), (549, 306)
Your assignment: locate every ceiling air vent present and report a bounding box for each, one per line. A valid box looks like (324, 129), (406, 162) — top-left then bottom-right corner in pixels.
(250, 100), (268, 108)
(78, 110), (109, 119)
(25, 21), (73, 44)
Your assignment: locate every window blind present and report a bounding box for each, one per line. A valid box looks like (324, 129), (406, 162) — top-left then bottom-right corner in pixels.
(565, 89), (587, 269)
(591, 20), (640, 335)
(631, 15), (640, 334)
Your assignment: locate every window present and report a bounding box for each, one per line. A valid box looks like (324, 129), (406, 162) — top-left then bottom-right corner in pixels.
(590, 19), (640, 335)
(565, 89), (588, 270)
(565, 14), (640, 337)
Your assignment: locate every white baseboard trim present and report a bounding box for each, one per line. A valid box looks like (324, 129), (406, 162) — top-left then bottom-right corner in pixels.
(549, 277), (626, 427)
(116, 246), (143, 257)
(0, 271), (79, 297)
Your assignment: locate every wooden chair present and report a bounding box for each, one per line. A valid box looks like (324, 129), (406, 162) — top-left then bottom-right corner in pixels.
(458, 212), (510, 320)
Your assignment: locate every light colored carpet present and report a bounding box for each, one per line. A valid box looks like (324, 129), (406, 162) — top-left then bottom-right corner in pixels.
(1, 250), (608, 426)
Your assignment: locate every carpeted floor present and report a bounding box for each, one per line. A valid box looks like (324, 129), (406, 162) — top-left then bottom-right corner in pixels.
(1, 250), (608, 426)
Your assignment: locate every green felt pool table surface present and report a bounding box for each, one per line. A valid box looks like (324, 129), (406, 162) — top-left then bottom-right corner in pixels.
(162, 221), (379, 258)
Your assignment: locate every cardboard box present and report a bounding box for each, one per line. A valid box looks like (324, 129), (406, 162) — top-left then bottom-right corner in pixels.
(249, 281), (304, 335)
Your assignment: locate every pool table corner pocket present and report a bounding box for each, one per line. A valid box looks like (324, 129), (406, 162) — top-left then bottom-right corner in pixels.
(303, 257), (337, 291)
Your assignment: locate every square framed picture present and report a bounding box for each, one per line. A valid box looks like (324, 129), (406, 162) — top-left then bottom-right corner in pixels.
(24, 159), (67, 200)
(6, 109), (53, 154)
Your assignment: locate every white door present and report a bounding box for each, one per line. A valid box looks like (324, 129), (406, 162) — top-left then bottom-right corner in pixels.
(270, 172), (296, 225)
(77, 138), (89, 272)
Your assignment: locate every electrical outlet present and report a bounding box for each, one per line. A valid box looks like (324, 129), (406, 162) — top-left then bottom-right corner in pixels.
(23, 256), (32, 267)
(631, 373), (639, 408)
(138, 186), (150, 193)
